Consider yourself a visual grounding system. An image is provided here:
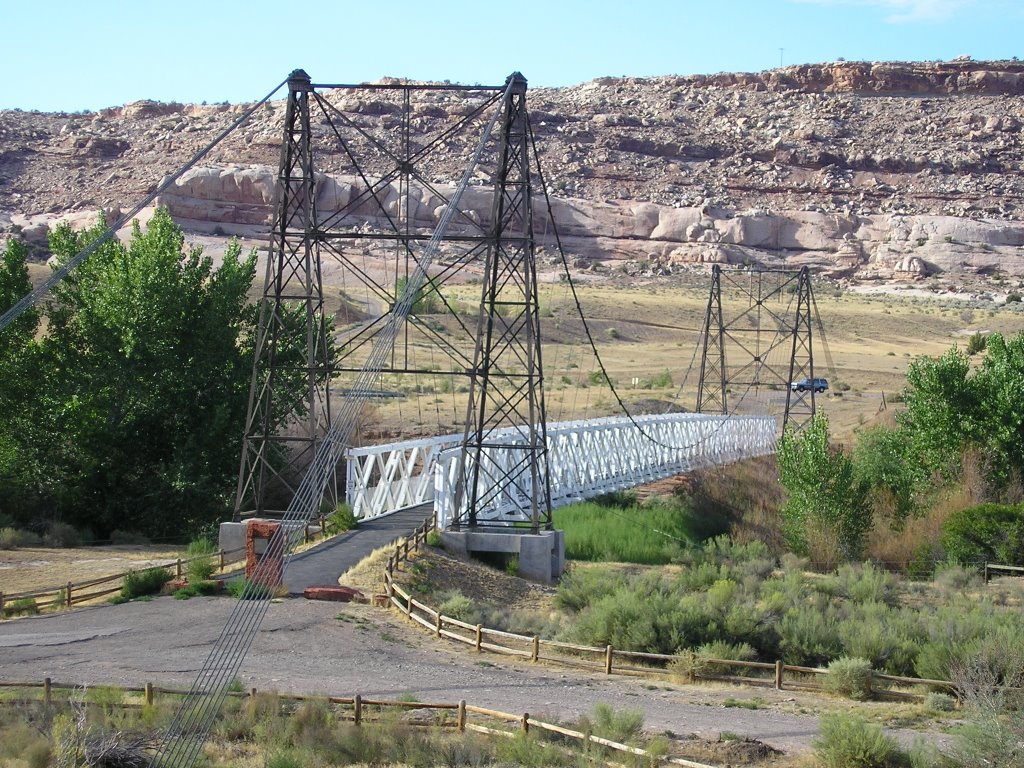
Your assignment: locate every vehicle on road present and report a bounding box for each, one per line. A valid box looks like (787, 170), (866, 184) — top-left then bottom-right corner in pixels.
(790, 377), (828, 393)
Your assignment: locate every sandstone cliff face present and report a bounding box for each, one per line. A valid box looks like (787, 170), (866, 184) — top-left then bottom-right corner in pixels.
(3, 60), (1024, 284)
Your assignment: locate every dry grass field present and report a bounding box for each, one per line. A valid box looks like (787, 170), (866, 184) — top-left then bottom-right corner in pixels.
(0, 545), (185, 595)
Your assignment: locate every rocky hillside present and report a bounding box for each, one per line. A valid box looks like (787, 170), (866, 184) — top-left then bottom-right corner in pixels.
(3, 59), (1024, 287)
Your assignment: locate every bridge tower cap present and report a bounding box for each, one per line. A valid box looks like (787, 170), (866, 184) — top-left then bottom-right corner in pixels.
(288, 69), (313, 91)
(506, 71), (528, 94)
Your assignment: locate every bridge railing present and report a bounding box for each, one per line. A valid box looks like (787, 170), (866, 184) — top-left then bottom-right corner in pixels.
(433, 413), (777, 529)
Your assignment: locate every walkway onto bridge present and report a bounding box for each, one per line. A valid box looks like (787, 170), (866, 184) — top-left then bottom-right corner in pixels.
(283, 506), (431, 596)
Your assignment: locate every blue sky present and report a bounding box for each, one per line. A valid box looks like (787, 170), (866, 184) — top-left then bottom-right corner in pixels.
(3, 0), (1021, 112)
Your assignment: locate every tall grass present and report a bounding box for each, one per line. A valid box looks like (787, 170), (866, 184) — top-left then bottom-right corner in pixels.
(553, 495), (715, 564)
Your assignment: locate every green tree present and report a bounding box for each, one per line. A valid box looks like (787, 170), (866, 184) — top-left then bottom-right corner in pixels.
(777, 414), (872, 564)
(901, 331), (1024, 492)
(37, 209), (257, 538)
(852, 425), (918, 530)
(942, 503), (1024, 566)
(0, 238), (48, 523)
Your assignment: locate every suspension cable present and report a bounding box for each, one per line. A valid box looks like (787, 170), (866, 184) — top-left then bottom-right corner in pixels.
(148, 78), (511, 768)
(0, 78), (289, 334)
(526, 118), (771, 454)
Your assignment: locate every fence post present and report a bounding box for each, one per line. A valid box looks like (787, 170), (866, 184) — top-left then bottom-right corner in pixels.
(475, 624), (482, 652)
(405, 594), (413, 618)
(689, 651), (697, 684)
(65, 581), (73, 607)
(43, 678), (51, 707)
(984, 563), (990, 584)
(219, 549), (225, 570)
(145, 682), (154, 706)
(0, 591), (4, 615)
(176, 558), (182, 580)
(304, 525), (310, 544)
(775, 660), (784, 691)
(521, 713), (529, 734)
(604, 645), (613, 675)
(532, 636), (540, 663)
(457, 700), (467, 732)
(435, 612), (442, 638)
(354, 694), (362, 726)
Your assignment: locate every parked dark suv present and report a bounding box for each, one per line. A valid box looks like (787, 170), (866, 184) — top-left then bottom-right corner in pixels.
(790, 377), (828, 393)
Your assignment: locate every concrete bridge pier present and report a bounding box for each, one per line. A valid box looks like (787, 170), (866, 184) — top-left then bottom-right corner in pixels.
(440, 528), (565, 584)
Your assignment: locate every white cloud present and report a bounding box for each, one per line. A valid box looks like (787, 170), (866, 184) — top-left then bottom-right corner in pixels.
(792, 0), (976, 22)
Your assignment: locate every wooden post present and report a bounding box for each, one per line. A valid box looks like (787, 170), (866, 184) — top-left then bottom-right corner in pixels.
(43, 678), (51, 707)
(319, 515), (325, 537)
(521, 713), (529, 733)
(354, 694), (362, 726)
(604, 645), (613, 675)
(457, 700), (467, 732)
(435, 612), (442, 637)
(475, 624), (483, 652)
(176, 558), (182, 579)
(65, 581), (73, 607)
(0, 592), (4, 615)
(219, 549), (225, 570)
(689, 651), (697, 684)
(250, 687), (257, 699)
(405, 594), (413, 618)
(984, 563), (990, 584)
(532, 636), (540, 663)
(144, 682), (154, 706)
(775, 660), (784, 691)
(304, 525), (310, 544)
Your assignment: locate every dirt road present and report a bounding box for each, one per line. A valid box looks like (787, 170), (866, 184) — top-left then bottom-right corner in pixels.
(0, 596), (950, 756)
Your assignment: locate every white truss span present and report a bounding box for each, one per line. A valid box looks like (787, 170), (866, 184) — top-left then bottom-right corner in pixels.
(347, 413), (777, 526)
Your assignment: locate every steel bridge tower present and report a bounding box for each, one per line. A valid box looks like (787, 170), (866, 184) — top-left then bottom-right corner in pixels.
(452, 73), (553, 534)
(234, 70), (337, 520)
(694, 266), (821, 433)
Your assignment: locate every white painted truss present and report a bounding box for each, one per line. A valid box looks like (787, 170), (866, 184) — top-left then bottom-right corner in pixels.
(346, 413), (777, 526)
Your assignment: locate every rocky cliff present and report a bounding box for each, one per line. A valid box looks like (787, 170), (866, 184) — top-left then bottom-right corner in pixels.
(3, 59), (1024, 286)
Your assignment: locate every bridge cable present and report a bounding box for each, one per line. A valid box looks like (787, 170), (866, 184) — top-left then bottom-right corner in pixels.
(0, 78), (289, 335)
(148, 79), (512, 768)
(526, 118), (772, 455)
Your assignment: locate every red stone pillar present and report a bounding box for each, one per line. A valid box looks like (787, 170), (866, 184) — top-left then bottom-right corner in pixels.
(245, 521), (284, 589)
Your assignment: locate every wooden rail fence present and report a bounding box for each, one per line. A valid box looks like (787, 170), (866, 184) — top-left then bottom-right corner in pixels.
(0, 546), (246, 615)
(0, 678), (719, 768)
(382, 515), (968, 701)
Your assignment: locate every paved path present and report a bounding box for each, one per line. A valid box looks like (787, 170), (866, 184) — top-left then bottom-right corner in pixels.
(283, 506), (430, 595)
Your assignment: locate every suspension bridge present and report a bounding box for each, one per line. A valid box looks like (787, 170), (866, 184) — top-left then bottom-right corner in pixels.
(0, 69), (829, 768)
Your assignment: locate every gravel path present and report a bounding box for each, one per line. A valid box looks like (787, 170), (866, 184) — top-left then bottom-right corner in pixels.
(0, 596), (950, 756)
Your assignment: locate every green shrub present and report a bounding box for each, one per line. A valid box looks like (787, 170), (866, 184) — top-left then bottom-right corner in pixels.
(325, 503), (357, 535)
(174, 580), (220, 600)
(581, 702), (644, 744)
(228, 578), (275, 600)
(119, 567), (172, 601)
(109, 529), (151, 545)
(2, 597), (39, 617)
(966, 331), (988, 355)
(924, 692), (956, 712)
(185, 537), (218, 583)
(1006, 292), (1022, 304)
(0, 527), (42, 549)
(426, 529), (442, 547)
(942, 503), (1024, 565)
(824, 656), (874, 700)
(42, 522), (81, 548)
(779, 606), (844, 667)
(813, 712), (899, 768)
(438, 592), (475, 622)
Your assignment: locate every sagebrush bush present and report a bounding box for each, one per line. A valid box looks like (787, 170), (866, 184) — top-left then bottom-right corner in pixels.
(438, 592), (475, 622)
(0, 527), (41, 549)
(824, 656), (874, 700)
(924, 692), (956, 712)
(813, 712), (900, 768)
(325, 503), (357, 535)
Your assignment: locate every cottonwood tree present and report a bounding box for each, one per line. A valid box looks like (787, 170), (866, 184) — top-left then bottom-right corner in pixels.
(777, 414), (872, 567)
(0, 209), (257, 539)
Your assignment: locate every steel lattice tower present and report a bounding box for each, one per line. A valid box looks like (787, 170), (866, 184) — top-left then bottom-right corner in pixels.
(234, 69), (337, 519)
(783, 266), (817, 433)
(696, 264), (727, 414)
(452, 73), (552, 533)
